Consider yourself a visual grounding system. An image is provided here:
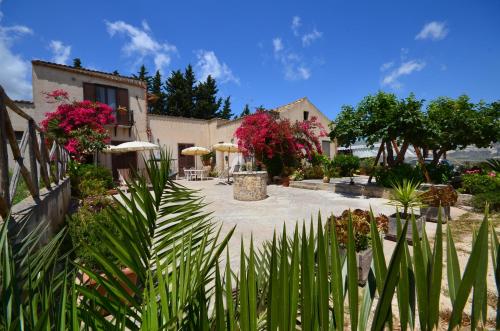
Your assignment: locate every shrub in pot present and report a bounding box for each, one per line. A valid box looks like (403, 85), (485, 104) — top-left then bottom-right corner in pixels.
(386, 179), (424, 244)
(325, 209), (388, 286)
(420, 184), (457, 222)
(201, 151), (214, 166)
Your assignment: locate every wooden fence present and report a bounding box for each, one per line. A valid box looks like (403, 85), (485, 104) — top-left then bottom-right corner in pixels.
(0, 86), (69, 219)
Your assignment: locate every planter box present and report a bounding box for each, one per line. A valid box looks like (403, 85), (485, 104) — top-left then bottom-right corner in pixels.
(340, 248), (373, 286)
(420, 206), (450, 223)
(385, 214), (424, 245)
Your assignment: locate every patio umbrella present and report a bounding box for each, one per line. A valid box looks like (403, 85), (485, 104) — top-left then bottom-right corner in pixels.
(213, 143), (240, 184)
(181, 146), (210, 169)
(103, 141), (160, 153)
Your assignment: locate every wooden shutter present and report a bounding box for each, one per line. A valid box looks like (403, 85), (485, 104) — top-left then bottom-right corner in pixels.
(117, 88), (129, 110)
(82, 83), (95, 101)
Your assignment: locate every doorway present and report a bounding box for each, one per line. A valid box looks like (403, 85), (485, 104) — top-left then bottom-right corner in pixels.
(178, 143), (195, 176)
(111, 152), (137, 180)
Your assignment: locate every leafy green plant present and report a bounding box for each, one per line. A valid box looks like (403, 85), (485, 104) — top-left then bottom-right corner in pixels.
(359, 157), (376, 175)
(290, 168), (304, 181)
(375, 163), (424, 187)
(420, 161), (455, 184)
(472, 192), (500, 211)
(460, 173), (500, 194)
(484, 158), (500, 172)
(332, 154), (360, 177)
(388, 179), (424, 216)
(68, 196), (121, 271)
(302, 165), (324, 179)
(78, 178), (107, 198)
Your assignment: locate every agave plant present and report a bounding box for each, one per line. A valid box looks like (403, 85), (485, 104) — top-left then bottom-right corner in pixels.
(1, 150), (499, 330)
(388, 179), (424, 217)
(485, 158), (500, 172)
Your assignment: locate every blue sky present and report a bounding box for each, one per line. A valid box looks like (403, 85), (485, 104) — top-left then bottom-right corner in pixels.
(1, 0), (499, 119)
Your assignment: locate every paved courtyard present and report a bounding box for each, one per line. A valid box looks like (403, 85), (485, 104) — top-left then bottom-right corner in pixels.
(176, 179), (465, 268)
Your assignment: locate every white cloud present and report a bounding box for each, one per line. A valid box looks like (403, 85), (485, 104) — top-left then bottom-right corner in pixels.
(0, 16), (33, 100)
(382, 60), (426, 89)
(105, 20), (177, 72)
(415, 21), (448, 41)
(380, 61), (394, 71)
(291, 16), (301, 36)
(49, 40), (71, 64)
(272, 37), (283, 53)
(301, 28), (322, 46)
(272, 39), (311, 81)
(195, 50), (239, 84)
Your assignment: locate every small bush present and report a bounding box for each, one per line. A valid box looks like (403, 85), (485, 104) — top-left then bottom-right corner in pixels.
(332, 154), (360, 177)
(290, 168), (304, 181)
(421, 162), (455, 184)
(79, 178), (107, 198)
(302, 165), (324, 179)
(358, 157), (376, 175)
(460, 173), (499, 194)
(68, 196), (121, 271)
(472, 191), (500, 212)
(374, 164), (423, 188)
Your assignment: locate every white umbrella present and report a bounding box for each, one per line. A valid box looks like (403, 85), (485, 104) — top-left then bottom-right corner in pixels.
(213, 143), (240, 183)
(181, 146), (210, 169)
(103, 141), (159, 153)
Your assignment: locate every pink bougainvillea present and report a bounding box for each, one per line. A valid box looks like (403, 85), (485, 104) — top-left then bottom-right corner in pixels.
(41, 90), (115, 161)
(235, 110), (327, 175)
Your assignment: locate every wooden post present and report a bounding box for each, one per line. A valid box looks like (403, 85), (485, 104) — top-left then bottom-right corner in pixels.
(368, 141), (385, 184)
(37, 132), (51, 189)
(28, 120), (39, 197)
(0, 98), (10, 216)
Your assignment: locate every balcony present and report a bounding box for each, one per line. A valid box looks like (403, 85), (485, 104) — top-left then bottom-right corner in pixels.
(114, 110), (134, 127)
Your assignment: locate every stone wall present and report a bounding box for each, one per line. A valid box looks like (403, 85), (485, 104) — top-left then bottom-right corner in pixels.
(233, 171), (267, 201)
(8, 177), (71, 246)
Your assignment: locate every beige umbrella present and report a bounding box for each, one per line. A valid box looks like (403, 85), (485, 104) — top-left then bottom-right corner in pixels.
(103, 141), (159, 153)
(181, 146), (210, 169)
(213, 143), (240, 183)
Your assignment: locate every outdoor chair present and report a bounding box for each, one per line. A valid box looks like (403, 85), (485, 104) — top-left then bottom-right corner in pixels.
(183, 168), (192, 181)
(202, 166), (211, 180)
(117, 168), (131, 192)
(217, 167), (230, 184)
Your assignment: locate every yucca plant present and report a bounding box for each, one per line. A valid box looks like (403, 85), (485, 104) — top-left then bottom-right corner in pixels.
(388, 179), (424, 217)
(1, 149), (498, 330)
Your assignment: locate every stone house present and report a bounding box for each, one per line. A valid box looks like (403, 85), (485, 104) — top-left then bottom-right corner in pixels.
(6, 61), (336, 178)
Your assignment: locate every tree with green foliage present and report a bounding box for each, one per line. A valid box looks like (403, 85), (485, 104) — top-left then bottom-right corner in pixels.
(328, 105), (363, 147)
(218, 96), (233, 119)
(194, 75), (221, 119)
(150, 70), (166, 114)
(240, 103), (251, 118)
(133, 64), (151, 91)
(165, 70), (187, 116)
(73, 58), (82, 68)
(424, 95), (500, 165)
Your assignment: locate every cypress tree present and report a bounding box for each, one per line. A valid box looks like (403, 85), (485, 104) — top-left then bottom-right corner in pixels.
(219, 96), (233, 119)
(165, 70), (186, 116)
(73, 58), (82, 68)
(194, 75), (221, 119)
(182, 65), (196, 117)
(240, 104), (251, 117)
(150, 70), (166, 114)
(133, 64), (151, 91)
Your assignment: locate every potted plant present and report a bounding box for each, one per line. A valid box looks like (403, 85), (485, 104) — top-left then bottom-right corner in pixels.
(420, 184), (457, 223)
(290, 168), (304, 181)
(320, 155), (333, 183)
(281, 167), (293, 187)
(325, 209), (389, 286)
(385, 179), (425, 244)
(201, 151), (214, 167)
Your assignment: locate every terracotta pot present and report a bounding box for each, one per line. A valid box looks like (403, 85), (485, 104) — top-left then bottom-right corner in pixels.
(202, 158), (211, 166)
(81, 267), (138, 314)
(282, 176), (290, 187)
(323, 176), (330, 183)
(385, 214), (424, 245)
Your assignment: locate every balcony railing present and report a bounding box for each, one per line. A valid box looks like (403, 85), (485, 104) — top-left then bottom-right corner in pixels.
(114, 110), (134, 126)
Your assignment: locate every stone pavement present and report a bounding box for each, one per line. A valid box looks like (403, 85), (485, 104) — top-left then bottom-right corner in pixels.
(177, 179), (467, 270)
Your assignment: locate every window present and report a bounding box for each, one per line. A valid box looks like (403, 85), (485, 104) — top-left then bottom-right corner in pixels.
(322, 141), (331, 157)
(83, 83), (129, 112)
(95, 85), (118, 110)
(303, 111), (309, 121)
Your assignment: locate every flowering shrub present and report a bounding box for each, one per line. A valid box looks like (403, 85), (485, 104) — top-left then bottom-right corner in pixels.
(235, 110), (326, 176)
(41, 90), (114, 161)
